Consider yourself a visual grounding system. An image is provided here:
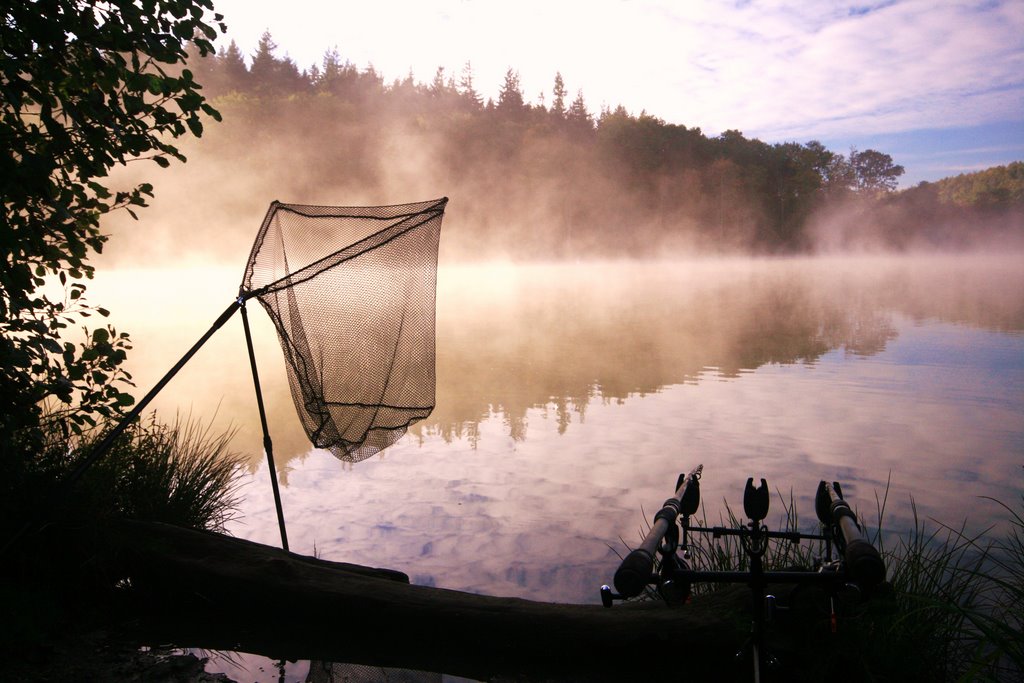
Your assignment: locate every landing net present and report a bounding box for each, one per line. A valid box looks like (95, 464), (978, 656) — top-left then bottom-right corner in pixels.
(240, 198), (447, 462)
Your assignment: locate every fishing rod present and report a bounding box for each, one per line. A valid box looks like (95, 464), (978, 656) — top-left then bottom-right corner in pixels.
(601, 467), (886, 682)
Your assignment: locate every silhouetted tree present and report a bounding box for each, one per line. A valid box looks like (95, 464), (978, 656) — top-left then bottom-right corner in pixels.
(94, 32), (989, 257)
(319, 47), (343, 83)
(566, 89), (592, 132)
(249, 30), (305, 94)
(551, 72), (567, 119)
(0, 0), (223, 458)
(458, 61), (483, 109)
(218, 40), (249, 91)
(850, 148), (904, 194)
(497, 68), (526, 118)
(431, 66), (447, 95)
(249, 30), (278, 87)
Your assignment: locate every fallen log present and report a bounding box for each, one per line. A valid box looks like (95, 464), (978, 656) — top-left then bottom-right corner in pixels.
(89, 519), (753, 681)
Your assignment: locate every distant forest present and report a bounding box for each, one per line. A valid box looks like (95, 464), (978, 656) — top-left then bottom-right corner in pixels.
(177, 33), (1024, 257)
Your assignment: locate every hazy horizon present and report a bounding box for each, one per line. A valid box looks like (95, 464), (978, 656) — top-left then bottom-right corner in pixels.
(207, 0), (1024, 187)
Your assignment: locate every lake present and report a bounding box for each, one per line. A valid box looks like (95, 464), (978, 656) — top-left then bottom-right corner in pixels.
(87, 254), (1022, 675)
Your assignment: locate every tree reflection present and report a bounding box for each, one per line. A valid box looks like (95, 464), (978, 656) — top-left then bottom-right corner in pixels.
(421, 257), (1020, 443)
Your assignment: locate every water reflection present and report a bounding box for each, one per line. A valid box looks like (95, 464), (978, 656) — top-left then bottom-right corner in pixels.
(61, 255), (1023, 627)
(424, 255), (1021, 445)
(184, 254), (1022, 608)
(429, 259), (902, 443)
(89, 255), (1023, 470)
(227, 315), (1022, 605)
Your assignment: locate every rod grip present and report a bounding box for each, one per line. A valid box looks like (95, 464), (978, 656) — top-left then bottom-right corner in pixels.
(614, 548), (656, 598)
(837, 516), (886, 588)
(612, 465), (702, 599)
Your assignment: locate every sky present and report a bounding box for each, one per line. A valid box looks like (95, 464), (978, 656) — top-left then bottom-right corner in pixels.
(209, 0), (1024, 186)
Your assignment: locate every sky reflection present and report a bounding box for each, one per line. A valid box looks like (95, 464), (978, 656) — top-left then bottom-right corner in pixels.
(84, 255), (1024, 602)
(228, 313), (1024, 603)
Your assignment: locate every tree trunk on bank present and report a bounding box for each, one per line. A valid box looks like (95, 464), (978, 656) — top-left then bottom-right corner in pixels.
(82, 518), (758, 681)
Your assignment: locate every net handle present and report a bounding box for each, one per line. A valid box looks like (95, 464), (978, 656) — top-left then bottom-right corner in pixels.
(64, 299), (242, 487)
(2, 299), (241, 557)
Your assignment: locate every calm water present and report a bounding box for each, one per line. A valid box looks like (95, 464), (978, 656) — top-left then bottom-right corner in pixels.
(89, 255), (1024, 610)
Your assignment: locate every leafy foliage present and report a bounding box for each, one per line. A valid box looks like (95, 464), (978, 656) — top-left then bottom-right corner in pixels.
(0, 1), (224, 459)
(935, 161), (1024, 209)
(849, 147), (905, 194)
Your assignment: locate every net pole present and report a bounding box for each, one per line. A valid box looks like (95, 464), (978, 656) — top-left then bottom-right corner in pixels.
(66, 299), (242, 487)
(240, 300), (290, 552)
(2, 300), (242, 558)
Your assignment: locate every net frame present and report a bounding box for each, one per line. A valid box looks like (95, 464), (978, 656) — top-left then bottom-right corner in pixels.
(240, 197), (447, 463)
(38, 198), (446, 554)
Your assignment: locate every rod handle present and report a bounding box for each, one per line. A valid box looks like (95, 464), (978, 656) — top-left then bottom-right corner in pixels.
(614, 548), (656, 598)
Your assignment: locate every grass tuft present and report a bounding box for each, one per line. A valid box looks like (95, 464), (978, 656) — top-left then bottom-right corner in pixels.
(30, 410), (246, 533)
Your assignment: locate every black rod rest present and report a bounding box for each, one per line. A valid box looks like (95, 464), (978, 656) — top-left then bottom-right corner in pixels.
(603, 467), (888, 683)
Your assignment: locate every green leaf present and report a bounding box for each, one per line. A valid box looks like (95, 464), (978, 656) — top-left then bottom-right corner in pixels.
(147, 73), (164, 95)
(87, 181), (111, 199)
(0, 1), (226, 440)
(201, 103), (223, 122)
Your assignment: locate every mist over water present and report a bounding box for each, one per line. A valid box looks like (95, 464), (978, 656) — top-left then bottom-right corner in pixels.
(89, 248), (1024, 603)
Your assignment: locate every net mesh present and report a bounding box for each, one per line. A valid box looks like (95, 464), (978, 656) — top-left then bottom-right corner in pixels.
(240, 198), (447, 463)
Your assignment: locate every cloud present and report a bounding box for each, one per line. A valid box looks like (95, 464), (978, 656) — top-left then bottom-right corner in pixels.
(651, 0), (1024, 139)
(212, 0), (1023, 143)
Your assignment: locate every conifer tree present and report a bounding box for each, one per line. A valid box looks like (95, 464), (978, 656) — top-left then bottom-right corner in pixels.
(567, 89), (592, 130)
(431, 66), (447, 95)
(458, 61), (482, 108)
(497, 68), (525, 117)
(552, 72), (567, 118)
(219, 40), (250, 92)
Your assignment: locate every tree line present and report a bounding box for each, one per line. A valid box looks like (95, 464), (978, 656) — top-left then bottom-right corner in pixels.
(174, 32), (1020, 256)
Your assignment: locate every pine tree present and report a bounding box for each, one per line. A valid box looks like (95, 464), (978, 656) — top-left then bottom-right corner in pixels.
(321, 47), (343, 83)
(497, 67), (525, 116)
(567, 89), (592, 130)
(249, 30), (278, 87)
(552, 72), (567, 118)
(431, 66), (447, 95)
(219, 40), (249, 92)
(248, 30), (306, 94)
(458, 61), (482, 108)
